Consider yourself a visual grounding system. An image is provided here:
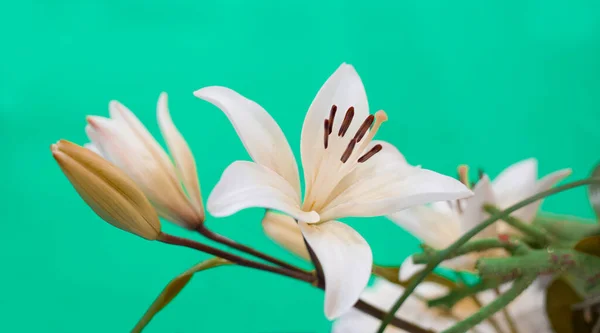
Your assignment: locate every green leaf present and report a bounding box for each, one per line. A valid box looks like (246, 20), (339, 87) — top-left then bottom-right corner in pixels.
(132, 257), (231, 332)
(546, 278), (583, 333)
(589, 163), (600, 220)
(574, 235), (600, 258)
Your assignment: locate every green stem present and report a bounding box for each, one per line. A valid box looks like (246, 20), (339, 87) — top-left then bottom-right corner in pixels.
(412, 237), (528, 265)
(478, 249), (600, 287)
(496, 288), (520, 333)
(375, 177), (600, 333)
(428, 278), (501, 309)
(441, 275), (536, 333)
(483, 205), (551, 246)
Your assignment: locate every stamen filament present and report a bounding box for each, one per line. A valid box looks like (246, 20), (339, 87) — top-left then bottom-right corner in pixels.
(356, 110), (388, 155)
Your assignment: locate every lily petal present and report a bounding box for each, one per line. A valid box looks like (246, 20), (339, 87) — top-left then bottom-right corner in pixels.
(399, 256), (425, 282)
(108, 100), (178, 184)
(194, 86), (300, 196)
(492, 158), (538, 208)
(300, 64), (369, 196)
(319, 166), (472, 222)
(512, 168), (572, 223)
(261, 210), (310, 260)
(86, 116), (198, 227)
(299, 220), (372, 319)
(460, 175), (497, 237)
(387, 205), (461, 249)
(157, 92), (205, 219)
(207, 161), (319, 223)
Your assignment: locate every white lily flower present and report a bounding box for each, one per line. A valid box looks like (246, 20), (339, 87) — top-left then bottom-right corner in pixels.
(390, 159), (571, 280)
(85, 93), (205, 229)
(195, 63), (472, 319)
(332, 278), (497, 333)
(333, 278), (550, 333)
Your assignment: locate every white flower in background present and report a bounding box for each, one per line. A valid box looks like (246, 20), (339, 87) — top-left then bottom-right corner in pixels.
(389, 159), (571, 280)
(332, 278), (551, 333)
(195, 63), (472, 319)
(332, 278), (495, 333)
(84, 93), (205, 229)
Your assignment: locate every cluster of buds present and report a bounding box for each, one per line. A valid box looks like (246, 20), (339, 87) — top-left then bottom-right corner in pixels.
(53, 93), (205, 240)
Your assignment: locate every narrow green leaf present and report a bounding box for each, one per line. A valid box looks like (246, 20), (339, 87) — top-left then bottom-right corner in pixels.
(132, 257), (231, 332)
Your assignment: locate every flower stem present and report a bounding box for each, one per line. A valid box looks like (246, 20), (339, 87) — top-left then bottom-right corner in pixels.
(412, 237), (529, 265)
(495, 288), (520, 333)
(195, 225), (306, 273)
(440, 275), (536, 333)
(158, 232), (428, 332)
(428, 278), (502, 309)
(353, 300), (434, 333)
(375, 177), (600, 333)
(483, 205), (551, 246)
(157, 232), (315, 283)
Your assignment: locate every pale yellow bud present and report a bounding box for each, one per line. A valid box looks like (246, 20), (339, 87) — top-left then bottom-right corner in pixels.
(84, 93), (205, 229)
(52, 140), (161, 240)
(261, 211), (310, 260)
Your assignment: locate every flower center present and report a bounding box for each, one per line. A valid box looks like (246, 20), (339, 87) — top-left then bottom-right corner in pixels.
(322, 105), (385, 164)
(302, 104), (388, 213)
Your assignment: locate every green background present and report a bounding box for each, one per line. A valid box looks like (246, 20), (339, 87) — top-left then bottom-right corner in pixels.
(2, 1), (600, 332)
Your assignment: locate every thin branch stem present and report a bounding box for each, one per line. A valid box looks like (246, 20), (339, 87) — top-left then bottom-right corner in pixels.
(483, 205), (551, 246)
(375, 177), (600, 333)
(495, 288), (519, 333)
(158, 232), (315, 283)
(195, 225), (305, 273)
(412, 237), (529, 265)
(158, 232), (426, 332)
(441, 275), (536, 333)
(353, 300), (434, 333)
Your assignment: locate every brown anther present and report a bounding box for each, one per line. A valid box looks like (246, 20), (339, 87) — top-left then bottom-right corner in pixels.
(353, 114), (375, 142)
(341, 138), (357, 163)
(328, 105), (337, 134)
(323, 119), (330, 149)
(358, 144), (382, 163)
(338, 106), (354, 137)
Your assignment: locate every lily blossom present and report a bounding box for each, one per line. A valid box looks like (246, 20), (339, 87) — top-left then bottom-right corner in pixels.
(389, 159), (571, 280)
(85, 93), (205, 229)
(195, 63), (472, 319)
(332, 277), (550, 333)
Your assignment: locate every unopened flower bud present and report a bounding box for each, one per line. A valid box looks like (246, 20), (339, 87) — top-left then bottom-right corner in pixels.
(52, 140), (161, 240)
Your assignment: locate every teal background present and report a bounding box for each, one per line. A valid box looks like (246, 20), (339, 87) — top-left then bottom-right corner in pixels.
(2, 1), (600, 332)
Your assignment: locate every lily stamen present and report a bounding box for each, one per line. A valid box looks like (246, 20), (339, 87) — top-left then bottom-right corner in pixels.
(324, 119), (330, 149)
(353, 115), (375, 143)
(328, 105), (337, 134)
(341, 138), (357, 163)
(338, 106), (355, 137)
(358, 144), (382, 163)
